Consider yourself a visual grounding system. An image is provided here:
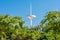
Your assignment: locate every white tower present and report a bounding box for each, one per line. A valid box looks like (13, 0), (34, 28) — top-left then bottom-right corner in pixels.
(27, 3), (36, 27)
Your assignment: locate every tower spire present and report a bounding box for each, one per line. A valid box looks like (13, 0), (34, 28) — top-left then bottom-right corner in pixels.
(30, 3), (32, 16)
(27, 3), (36, 27)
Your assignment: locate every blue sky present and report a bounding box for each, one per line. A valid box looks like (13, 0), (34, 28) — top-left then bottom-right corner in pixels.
(0, 0), (60, 26)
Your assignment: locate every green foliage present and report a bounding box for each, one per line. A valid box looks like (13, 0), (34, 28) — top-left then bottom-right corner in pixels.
(0, 14), (25, 40)
(0, 14), (41, 40)
(0, 11), (60, 40)
(38, 11), (60, 40)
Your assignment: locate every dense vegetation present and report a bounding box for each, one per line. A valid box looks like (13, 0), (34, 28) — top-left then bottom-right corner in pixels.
(0, 11), (60, 40)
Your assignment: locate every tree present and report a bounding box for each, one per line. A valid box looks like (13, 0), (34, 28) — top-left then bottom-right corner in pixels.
(39, 11), (60, 40)
(0, 14), (41, 40)
(0, 14), (25, 40)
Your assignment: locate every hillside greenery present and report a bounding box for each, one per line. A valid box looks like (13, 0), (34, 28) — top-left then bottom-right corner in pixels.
(0, 11), (60, 40)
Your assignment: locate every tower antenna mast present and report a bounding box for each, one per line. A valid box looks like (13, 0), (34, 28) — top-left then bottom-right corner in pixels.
(27, 3), (36, 27)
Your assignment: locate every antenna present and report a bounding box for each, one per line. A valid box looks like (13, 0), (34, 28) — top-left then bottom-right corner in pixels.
(30, 3), (32, 16)
(27, 3), (36, 27)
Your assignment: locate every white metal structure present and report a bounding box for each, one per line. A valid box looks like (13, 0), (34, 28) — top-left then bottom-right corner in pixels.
(27, 3), (36, 26)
